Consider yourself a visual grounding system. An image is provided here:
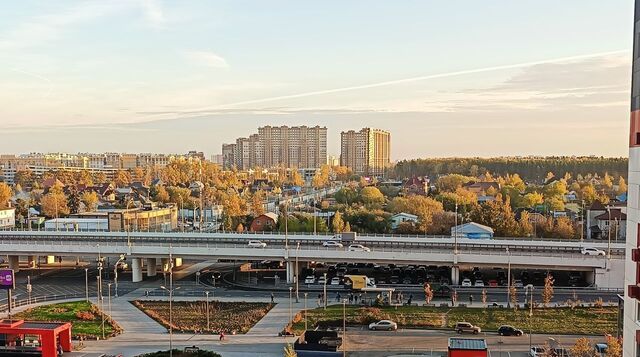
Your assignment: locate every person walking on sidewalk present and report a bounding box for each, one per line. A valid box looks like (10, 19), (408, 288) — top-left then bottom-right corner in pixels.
(270, 292), (275, 304)
(219, 330), (225, 341)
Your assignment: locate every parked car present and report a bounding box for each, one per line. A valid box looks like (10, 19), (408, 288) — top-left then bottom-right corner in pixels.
(455, 322), (481, 334)
(330, 277), (341, 285)
(323, 240), (344, 248)
(389, 276), (400, 284)
(461, 278), (472, 287)
(348, 244), (371, 252)
(304, 276), (316, 284)
(498, 325), (523, 336)
(488, 280), (498, 287)
(368, 320), (398, 331)
(317, 276), (327, 285)
(530, 347), (569, 357)
(581, 247), (606, 256)
(247, 240), (267, 248)
(513, 279), (524, 288)
(474, 280), (485, 287)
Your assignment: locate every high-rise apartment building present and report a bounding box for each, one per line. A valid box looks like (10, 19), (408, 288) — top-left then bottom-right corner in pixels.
(624, 1), (640, 354)
(340, 128), (390, 177)
(222, 126), (327, 170)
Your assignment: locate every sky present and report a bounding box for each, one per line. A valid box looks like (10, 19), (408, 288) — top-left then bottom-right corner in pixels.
(0, 0), (634, 159)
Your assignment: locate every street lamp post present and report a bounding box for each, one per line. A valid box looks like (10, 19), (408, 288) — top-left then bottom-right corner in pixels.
(160, 253), (179, 357)
(323, 273), (328, 310)
(295, 242), (300, 303)
(84, 268), (89, 302)
(304, 292), (308, 331)
(506, 247), (511, 308)
(289, 286), (293, 325)
(454, 202), (459, 254)
(342, 298), (347, 357)
(205, 291), (210, 331)
(114, 255), (124, 298)
(526, 284), (534, 351)
(607, 207), (612, 260)
(107, 283), (112, 317)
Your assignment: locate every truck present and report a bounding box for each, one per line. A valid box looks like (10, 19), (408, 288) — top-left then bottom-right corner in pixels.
(338, 232), (357, 243)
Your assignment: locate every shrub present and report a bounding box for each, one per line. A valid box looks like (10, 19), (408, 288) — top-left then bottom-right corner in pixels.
(75, 311), (96, 321)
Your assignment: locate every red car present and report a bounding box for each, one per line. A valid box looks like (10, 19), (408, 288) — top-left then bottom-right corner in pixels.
(488, 280), (498, 287)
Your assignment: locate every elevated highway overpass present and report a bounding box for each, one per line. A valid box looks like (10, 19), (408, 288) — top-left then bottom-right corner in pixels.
(0, 231), (625, 288)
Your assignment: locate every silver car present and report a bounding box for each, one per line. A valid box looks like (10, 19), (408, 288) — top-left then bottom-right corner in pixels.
(368, 320), (398, 331)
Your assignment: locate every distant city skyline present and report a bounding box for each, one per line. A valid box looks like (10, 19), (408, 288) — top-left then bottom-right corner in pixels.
(0, 1), (634, 158)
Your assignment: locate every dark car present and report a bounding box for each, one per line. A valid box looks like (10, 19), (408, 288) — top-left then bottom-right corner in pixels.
(498, 325), (523, 336)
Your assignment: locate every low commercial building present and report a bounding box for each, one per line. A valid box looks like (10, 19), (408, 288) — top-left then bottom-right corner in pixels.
(0, 208), (15, 229)
(448, 338), (487, 357)
(108, 205), (178, 232)
(44, 218), (108, 231)
(451, 222), (494, 239)
(0, 319), (72, 357)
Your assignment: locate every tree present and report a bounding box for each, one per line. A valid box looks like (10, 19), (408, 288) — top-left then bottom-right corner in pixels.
(542, 274), (554, 306)
(343, 221), (351, 232)
(481, 289), (487, 307)
(154, 186), (170, 203)
(41, 184), (70, 218)
(311, 165), (330, 189)
(284, 343), (298, 357)
(359, 187), (385, 206)
(332, 211), (345, 233)
(545, 196), (565, 212)
(436, 174), (472, 192)
(570, 338), (596, 357)
(0, 182), (11, 208)
(605, 336), (622, 357)
(288, 170), (304, 187)
(518, 211), (534, 237)
(14, 169), (34, 187)
(113, 170), (132, 187)
(80, 191), (99, 212)
(424, 283), (434, 304)
(552, 217), (575, 239)
(617, 176), (627, 195)
(251, 190), (266, 216)
(522, 192), (544, 208)
(470, 194), (519, 237)
(335, 187), (358, 204)
(602, 172), (613, 189)
(387, 195), (444, 233)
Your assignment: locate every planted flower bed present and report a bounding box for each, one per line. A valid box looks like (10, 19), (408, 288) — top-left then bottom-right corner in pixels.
(132, 300), (274, 334)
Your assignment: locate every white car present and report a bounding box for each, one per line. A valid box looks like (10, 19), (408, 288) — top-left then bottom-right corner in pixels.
(474, 280), (485, 287)
(304, 275), (316, 284)
(330, 277), (341, 285)
(368, 320), (398, 331)
(461, 278), (472, 287)
(323, 240), (344, 248)
(247, 240), (267, 248)
(581, 247), (606, 256)
(318, 276), (327, 285)
(348, 244), (371, 252)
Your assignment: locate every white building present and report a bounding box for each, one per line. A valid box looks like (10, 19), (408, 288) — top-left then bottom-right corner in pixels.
(390, 213), (418, 230)
(0, 208), (15, 228)
(624, 1), (640, 353)
(44, 218), (109, 232)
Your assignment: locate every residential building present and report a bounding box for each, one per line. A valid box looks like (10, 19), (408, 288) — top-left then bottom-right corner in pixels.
(327, 155), (340, 167)
(450, 222), (494, 239)
(462, 181), (500, 195)
(222, 126), (327, 170)
(107, 206), (178, 232)
(390, 212), (418, 230)
(340, 128), (391, 176)
(0, 208), (15, 228)
(592, 209), (626, 240)
(623, 1), (640, 353)
(250, 212), (279, 232)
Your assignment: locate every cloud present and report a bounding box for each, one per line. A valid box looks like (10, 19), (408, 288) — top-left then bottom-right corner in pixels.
(140, 0), (165, 27)
(183, 50), (229, 68)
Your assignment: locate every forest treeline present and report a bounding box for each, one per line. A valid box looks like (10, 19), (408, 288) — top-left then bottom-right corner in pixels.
(392, 157), (628, 182)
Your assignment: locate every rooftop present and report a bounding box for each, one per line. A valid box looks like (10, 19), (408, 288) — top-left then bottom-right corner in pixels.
(448, 338), (487, 350)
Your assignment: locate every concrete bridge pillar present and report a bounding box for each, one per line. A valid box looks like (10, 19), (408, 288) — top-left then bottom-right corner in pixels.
(450, 266), (460, 286)
(174, 257), (183, 267)
(131, 258), (143, 283)
(146, 258), (158, 277)
(46, 256), (55, 264)
(8, 256), (19, 272)
(286, 260), (295, 284)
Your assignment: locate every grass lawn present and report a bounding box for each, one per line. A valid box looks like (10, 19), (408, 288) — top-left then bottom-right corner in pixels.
(291, 305), (618, 336)
(13, 301), (121, 339)
(132, 300), (274, 334)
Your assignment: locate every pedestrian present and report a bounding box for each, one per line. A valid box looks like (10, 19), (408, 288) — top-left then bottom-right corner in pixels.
(336, 292), (341, 302)
(469, 294), (474, 306)
(408, 293), (413, 306)
(219, 331), (225, 341)
(270, 292), (275, 304)
(354, 294), (358, 304)
(359, 293), (363, 304)
(348, 293), (353, 304)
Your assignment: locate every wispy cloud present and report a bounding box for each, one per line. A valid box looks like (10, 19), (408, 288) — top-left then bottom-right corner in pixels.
(183, 50), (229, 68)
(140, 0), (165, 28)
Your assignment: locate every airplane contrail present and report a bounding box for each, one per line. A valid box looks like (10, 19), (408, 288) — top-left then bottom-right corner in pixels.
(175, 49), (628, 113)
(10, 67), (53, 98)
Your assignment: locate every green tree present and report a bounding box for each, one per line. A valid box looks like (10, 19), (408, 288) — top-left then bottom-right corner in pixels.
(522, 192), (544, 208)
(334, 187), (358, 204)
(359, 186), (385, 206)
